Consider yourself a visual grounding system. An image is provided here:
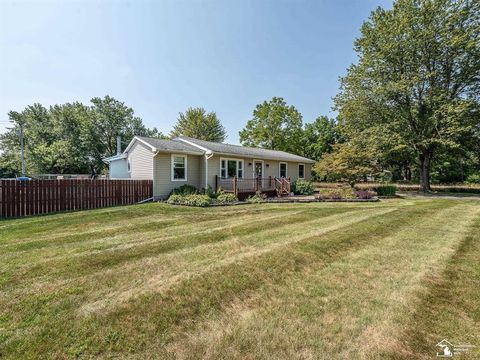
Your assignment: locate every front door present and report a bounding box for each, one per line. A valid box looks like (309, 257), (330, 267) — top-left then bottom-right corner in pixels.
(254, 161), (263, 190)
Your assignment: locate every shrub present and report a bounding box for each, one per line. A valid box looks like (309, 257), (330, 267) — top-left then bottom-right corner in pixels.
(199, 185), (217, 198)
(216, 192), (238, 204)
(466, 174), (480, 184)
(167, 194), (211, 207)
(292, 179), (315, 195)
(183, 194), (212, 207)
(375, 185), (397, 196)
(316, 188), (356, 200)
(167, 194), (185, 205)
(246, 192), (267, 203)
(171, 184), (198, 196)
(355, 190), (377, 199)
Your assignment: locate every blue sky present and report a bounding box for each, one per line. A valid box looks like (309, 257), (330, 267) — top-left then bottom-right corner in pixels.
(0, 0), (391, 144)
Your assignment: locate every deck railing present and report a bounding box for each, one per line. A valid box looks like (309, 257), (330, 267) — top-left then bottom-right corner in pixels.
(216, 176), (290, 197)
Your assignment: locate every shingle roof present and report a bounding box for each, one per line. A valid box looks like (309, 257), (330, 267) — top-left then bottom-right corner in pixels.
(175, 136), (315, 163)
(135, 136), (204, 154)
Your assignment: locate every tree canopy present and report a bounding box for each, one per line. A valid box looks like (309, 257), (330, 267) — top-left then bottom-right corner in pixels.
(170, 107), (227, 142)
(301, 116), (340, 161)
(0, 96), (163, 177)
(239, 97), (304, 154)
(335, 0), (480, 191)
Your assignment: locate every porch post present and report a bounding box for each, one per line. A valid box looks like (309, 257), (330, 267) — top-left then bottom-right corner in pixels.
(233, 176), (238, 197)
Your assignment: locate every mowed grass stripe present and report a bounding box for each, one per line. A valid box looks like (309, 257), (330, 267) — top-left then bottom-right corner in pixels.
(390, 212), (480, 360)
(0, 207), (369, 309)
(0, 204), (303, 249)
(0, 201), (447, 358)
(78, 207), (397, 316)
(167, 202), (479, 360)
(1, 207), (357, 288)
(0, 207), (311, 266)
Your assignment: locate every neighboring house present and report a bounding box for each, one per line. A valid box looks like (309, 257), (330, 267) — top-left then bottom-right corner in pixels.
(103, 135), (315, 199)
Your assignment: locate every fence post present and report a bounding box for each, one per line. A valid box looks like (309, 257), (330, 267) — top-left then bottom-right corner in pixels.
(233, 176), (238, 197)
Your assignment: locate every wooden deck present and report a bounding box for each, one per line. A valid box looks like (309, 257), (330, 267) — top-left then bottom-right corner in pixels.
(216, 176), (291, 199)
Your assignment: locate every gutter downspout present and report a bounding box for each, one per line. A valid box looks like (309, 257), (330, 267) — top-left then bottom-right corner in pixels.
(205, 151), (213, 189)
(153, 150), (160, 199)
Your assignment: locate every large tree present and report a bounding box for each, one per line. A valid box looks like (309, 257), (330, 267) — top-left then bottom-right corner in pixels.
(301, 116), (340, 160)
(170, 107), (226, 142)
(0, 96), (161, 176)
(239, 97), (303, 154)
(314, 132), (382, 186)
(335, 0), (480, 191)
(91, 96), (162, 160)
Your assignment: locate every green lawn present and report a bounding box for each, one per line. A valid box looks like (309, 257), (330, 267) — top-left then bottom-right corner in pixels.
(1, 198), (479, 359)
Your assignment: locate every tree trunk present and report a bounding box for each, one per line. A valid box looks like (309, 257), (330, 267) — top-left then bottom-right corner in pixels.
(419, 151), (432, 192)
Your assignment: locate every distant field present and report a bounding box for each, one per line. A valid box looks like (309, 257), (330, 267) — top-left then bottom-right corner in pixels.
(1, 198), (479, 359)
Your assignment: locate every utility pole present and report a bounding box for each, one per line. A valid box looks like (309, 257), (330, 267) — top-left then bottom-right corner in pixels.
(16, 125), (26, 177)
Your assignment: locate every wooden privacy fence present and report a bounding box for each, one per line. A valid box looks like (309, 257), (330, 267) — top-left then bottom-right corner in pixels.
(0, 179), (153, 218)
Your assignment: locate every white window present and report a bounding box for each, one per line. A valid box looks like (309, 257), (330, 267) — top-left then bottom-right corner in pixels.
(298, 163), (305, 179)
(171, 154), (187, 181)
(220, 158), (243, 178)
(279, 162), (287, 178)
(238, 160), (243, 178)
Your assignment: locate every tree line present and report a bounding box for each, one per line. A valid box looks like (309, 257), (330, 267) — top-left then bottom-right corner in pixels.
(0, 95), (338, 178)
(1, 0), (479, 190)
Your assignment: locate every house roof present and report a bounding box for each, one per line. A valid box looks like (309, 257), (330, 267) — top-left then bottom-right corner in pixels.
(175, 136), (315, 163)
(102, 153), (127, 163)
(106, 135), (315, 163)
(125, 136), (205, 155)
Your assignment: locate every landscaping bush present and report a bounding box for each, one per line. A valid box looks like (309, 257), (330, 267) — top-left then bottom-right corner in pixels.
(171, 184), (198, 196)
(167, 194), (212, 207)
(355, 190), (377, 199)
(246, 192), (267, 203)
(215, 192), (238, 204)
(466, 174), (480, 184)
(199, 185), (218, 199)
(375, 185), (397, 196)
(292, 179), (315, 195)
(316, 188), (356, 200)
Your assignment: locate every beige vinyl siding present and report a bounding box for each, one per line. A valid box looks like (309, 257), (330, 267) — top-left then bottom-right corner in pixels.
(205, 156), (312, 190)
(252, 160), (311, 182)
(127, 142), (153, 179)
(153, 153), (202, 199)
(205, 155), (221, 189)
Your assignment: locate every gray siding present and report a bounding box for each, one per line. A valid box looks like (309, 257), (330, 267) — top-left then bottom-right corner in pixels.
(127, 142), (154, 179)
(153, 153), (202, 199)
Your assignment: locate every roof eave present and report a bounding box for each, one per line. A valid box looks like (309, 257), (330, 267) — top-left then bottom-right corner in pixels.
(153, 149), (205, 156)
(102, 154), (127, 163)
(211, 151), (315, 163)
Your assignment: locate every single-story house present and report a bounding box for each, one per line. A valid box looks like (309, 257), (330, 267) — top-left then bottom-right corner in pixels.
(103, 136), (315, 200)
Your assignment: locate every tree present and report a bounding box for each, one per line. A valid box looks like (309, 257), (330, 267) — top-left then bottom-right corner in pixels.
(314, 136), (381, 186)
(239, 97), (303, 154)
(90, 96), (161, 161)
(335, 0), (480, 191)
(0, 96), (161, 176)
(170, 107), (226, 142)
(301, 116), (340, 160)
